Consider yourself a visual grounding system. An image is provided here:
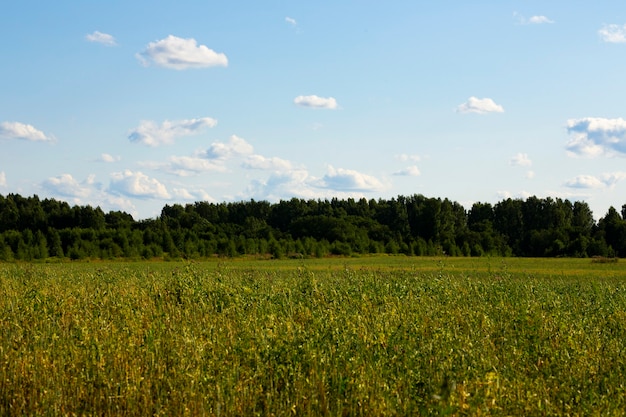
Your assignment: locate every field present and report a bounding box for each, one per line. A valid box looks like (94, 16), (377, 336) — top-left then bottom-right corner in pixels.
(1, 256), (626, 416)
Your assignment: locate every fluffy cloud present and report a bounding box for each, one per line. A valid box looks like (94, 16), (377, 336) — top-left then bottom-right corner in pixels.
(0, 171), (6, 187)
(564, 172), (626, 189)
(564, 175), (605, 189)
(286, 17), (297, 26)
(510, 153), (532, 166)
(85, 31), (117, 46)
(246, 170), (319, 201)
(42, 174), (92, 198)
(171, 187), (214, 202)
(166, 155), (228, 176)
(136, 35), (228, 69)
(319, 166), (384, 192)
(101, 153), (120, 163)
(528, 15), (554, 24)
(599, 24), (626, 43)
(294, 95), (339, 109)
(0, 121), (53, 142)
(393, 166), (421, 177)
(203, 135), (254, 160)
(456, 97), (504, 114)
(514, 12), (554, 25)
(128, 117), (217, 147)
(565, 117), (626, 157)
(246, 166), (387, 202)
(109, 170), (171, 199)
(242, 155), (293, 171)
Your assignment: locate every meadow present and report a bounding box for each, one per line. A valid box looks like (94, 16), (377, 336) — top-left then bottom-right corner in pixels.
(1, 256), (626, 415)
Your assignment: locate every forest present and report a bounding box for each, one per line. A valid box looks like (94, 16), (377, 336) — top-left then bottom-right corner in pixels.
(0, 193), (625, 261)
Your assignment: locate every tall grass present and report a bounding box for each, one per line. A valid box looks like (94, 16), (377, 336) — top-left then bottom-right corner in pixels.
(1, 260), (625, 415)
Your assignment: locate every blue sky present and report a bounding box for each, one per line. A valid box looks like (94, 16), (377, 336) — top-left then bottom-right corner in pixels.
(2, 1), (626, 219)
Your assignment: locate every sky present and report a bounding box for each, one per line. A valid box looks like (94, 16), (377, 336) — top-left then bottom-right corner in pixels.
(2, 1), (626, 220)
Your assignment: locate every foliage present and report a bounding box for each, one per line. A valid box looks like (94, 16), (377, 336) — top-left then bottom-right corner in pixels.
(1, 258), (626, 415)
(1, 193), (626, 261)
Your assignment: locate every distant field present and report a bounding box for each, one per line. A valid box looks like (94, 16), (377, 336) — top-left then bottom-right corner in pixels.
(1, 257), (625, 415)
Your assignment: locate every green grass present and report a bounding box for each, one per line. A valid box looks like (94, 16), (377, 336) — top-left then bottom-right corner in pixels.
(1, 257), (626, 415)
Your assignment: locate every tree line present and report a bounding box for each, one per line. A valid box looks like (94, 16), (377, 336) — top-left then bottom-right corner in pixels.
(0, 193), (625, 261)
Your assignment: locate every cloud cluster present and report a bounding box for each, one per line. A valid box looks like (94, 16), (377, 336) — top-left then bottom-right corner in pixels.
(128, 117), (217, 146)
(599, 24), (626, 43)
(294, 95), (339, 109)
(165, 156), (227, 176)
(42, 174), (92, 198)
(110, 170), (171, 199)
(319, 166), (384, 192)
(285, 17), (297, 26)
(0, 121), (53, 142)
(456, 97), (504, 114)
(565, 117), (626, 157)
(203, 135), (254, 159)
(242, 155), (293, 171)
(85, 31), (117, 46)
(564, 172), (626, 189)
(137, 35), (228, 70)
(144, 135), (255, 177)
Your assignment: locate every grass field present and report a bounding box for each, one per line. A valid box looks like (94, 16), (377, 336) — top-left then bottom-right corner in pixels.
(1, 256), (626, 415)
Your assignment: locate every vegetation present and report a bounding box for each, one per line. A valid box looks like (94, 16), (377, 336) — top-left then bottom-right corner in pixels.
(1, 258), (626, 415)
(1, 193), (626, 261)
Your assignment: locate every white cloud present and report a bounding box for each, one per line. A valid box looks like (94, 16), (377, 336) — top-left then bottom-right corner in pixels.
(242, 155), (293, 171)
(203, 135), (254, 160)
(318, 166), (384, 192)
(42, 174), (92, 198)
(510, 153), (532, 167)
(602, 172), (626, 187)
(599, 24), (626, 43)
(0, 121), (53, 142)
(171, 187), (214, 202)
(286, 17), (297, 26)
(128, 117), (217, 147)
(109, 170), (171, 199)
(101, 153), (121, 163)
(456, 97), (504, 114)
(0, 171), (6, 187)
(514, 12), (554, 25)
(167, 155), (228, 176)
(526, 171), (535, 179)
(393, 166), (421, 177)
(246, 169), (319, 201)
(246, 166), (388, 202)
(136, 35), (228, 70)
(528, 15), (554, 24)
(395, 153), (421, 162)
(565, 117), (626, 158)
(564, 175), (605, 189)
(565, 172), (626, 189)
(172, 187), (215, 202)
(294, 95), (339, 109)
(85, 31), (117, 46)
